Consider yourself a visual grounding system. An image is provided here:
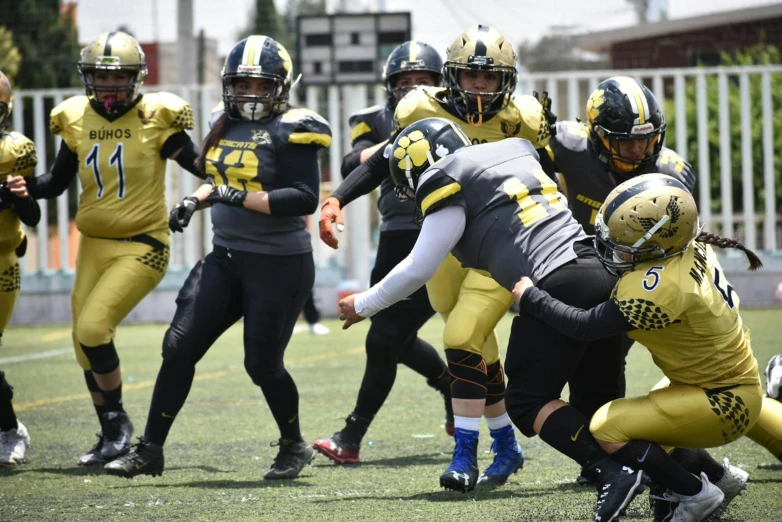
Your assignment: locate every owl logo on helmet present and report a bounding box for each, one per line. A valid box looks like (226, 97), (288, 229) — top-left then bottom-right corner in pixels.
(594, 173), (699, 275)
(586, 77), (666, 176)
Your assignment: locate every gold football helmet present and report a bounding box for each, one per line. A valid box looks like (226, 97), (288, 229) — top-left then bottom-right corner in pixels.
(594, 173), (699, 274)
(443, 25), (517, 125)
(0, 70), (12, 130)
(78, 31), (148, 114)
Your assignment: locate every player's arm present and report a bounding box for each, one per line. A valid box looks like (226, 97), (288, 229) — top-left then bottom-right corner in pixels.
(340, 204), (466, 328)
(26, 142), (79, 200)
(161, 131), (205, 179)
(515, 282), (634, 341)
(1, 176), (41, 227)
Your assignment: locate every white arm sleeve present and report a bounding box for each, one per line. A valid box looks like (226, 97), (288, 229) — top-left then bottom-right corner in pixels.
(354, 205), (466, 317)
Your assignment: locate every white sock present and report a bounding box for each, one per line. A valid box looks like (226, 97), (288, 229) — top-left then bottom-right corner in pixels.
(486, 413), (512, 431)
(454, 415), (481, 432)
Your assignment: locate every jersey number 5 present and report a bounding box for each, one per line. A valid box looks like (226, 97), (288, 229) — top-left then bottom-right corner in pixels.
(85, 143), (126, 199)
(503, 169), (566, 227)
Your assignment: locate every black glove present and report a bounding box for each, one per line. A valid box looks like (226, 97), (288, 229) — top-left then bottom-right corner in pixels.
(169, 196), (199, 233)
(205, 185), (247, 207)
(533, 90), (557, 138)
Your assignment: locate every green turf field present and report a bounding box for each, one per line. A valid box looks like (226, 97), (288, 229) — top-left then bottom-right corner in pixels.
(1, 310), (781, 521)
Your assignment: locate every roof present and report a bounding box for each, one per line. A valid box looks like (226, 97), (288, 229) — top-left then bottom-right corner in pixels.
(573, 3), (782, 52)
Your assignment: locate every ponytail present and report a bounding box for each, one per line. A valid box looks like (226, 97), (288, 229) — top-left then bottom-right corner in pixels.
(696, 232), (763, 271)
(195, 112), (233, 174)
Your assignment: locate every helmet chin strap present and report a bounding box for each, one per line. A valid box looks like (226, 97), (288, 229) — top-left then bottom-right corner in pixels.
(632, 214), (670, 248)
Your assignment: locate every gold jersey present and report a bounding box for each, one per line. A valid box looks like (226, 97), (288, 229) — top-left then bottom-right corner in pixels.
(613, 242), (759, 388)
(50, 93), (194, 240)
(0, 131), (37, 254)
(394, 86), (551, 148)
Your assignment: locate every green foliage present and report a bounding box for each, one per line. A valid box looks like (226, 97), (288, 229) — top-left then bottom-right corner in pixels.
(239, 0), (291, 51)
(3, 0), (81, 89)
(0, 26), (22, 83)
(664, 43), (782, 219)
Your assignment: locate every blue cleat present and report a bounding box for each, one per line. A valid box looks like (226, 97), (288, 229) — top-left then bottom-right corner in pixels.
(440, 428), (479, 492)
(477, 424), (524, 486)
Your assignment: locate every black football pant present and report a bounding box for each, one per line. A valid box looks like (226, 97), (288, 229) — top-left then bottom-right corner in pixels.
(302, 291), (321, 325)
(350, 229), (449, 430)
(504, 245), (626, 437)
(144, 246), (314, 446)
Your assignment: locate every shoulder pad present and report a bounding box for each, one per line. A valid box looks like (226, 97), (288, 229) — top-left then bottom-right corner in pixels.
(394, 86), (446, 131)
(549, 121), (589, 154)
(50, 96), (89, 136)
(280, 108), (332, 148)
(507, 95), (551, 149)
(656, 148), (696, 192)
(612, 265), (680, 330)
(348, 105), (385, 144)
(416, 168), (464, 218)
(139, 92), (195, 131)
(0, 132), (37, 177)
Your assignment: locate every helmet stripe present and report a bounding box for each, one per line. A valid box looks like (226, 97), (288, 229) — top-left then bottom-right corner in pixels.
(104, 31), (117, 56)
(243, 35), (268, 66)
(253, 36), (267, 65)
(474, 25), (490, 57)
(613, 76), (646, 124)
(603, 177), (688, 223)
(447, 120), (471, 145)
(409, 40), (417, 63)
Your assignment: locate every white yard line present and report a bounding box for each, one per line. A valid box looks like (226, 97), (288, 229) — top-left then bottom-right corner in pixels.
(0, 348), (74, 365)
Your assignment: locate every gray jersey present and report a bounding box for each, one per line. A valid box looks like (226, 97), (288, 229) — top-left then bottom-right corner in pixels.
(346, 105), (418, 231)
(208, 108), (331, 255)
(415, 138), (587, 288)
(549, 120), (696, 235)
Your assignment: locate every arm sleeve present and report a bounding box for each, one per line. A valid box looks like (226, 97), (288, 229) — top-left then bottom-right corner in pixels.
(536, 147), (558, 183)
(354, 205), (466, 317)
(11, 195), (41, 227)
(26, 142), (79, 199)
(340, 138), (376, 177)
(161, 131), (205, 179)
(331, 144), (390, 207)
(520, 286), (635, 341)
(267, 144), (320, 216)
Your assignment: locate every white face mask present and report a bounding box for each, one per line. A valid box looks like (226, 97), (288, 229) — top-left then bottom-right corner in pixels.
(240, 101), (269, 120)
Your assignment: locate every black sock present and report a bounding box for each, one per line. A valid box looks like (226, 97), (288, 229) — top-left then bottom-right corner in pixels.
(671, 448), (725, 483)
(612, 441), (702, 496)
(102, 382), (125, 413)
(400, 338), (449, 387)
(259, 369), (303, 443)
(144, 361), (197, 447)
(341, 411), (373, 445)
(84, 370), (106, 429)
(538, 406), (605, 466)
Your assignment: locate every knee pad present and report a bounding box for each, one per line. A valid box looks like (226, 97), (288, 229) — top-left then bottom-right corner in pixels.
(446, 349), (487, 400)
(75, 319), (111, 349)
(485, 360), (506, 406)
(442, 311), (486, 354)
(365, 317), (407, 367)
(80, 340), (119, 375)
(0, 371), (13, 402)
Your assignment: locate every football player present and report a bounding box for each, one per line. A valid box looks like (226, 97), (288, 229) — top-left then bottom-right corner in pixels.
(313, 40), (453, 466)
(25, 32), (203, 465)
(339, 119), (644, 521)
(0, 70), (38, 465)
(319, 25), (554, 491)
(514, 174), (764, 521)
(104, 35), (331, 480)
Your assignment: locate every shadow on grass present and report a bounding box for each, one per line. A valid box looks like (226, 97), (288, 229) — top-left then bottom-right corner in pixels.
(312, 452), (451, 469)
(108, 478), (314, 489)
(0, 464), (231, 477)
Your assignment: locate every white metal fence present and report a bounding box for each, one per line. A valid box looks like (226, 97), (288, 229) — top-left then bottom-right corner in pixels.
(11, 64), (782, 291)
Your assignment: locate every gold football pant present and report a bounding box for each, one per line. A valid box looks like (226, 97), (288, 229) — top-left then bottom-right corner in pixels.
(425, 253), (513, 365)
(0, 250), (20, 338)
(591, 381), (763, 448)
(746, 396), (782, 460)
(71, 235), (168, 370)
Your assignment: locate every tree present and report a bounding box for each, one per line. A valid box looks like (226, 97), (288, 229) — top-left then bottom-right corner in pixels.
(664, 43), (782, 224)
(239, 0), (290, 51)
(3, 0), (81, 89)
(0, 26), (22, 83)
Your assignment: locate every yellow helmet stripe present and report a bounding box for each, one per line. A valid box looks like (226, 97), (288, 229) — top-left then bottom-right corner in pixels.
(614, 76), (647, 124)
(409, 40), (417, 63)
(243, 35), (268, 66)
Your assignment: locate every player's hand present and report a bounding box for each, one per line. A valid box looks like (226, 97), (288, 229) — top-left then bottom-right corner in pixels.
(512, 276), (535, 307)
(205, 185), (247, 207)
(533, 90), (557, 137)
(319, 197), (345, 250)
(169, 196), (199, 233)
(5, 175), (28, 198)
(338, 294), (365, 329)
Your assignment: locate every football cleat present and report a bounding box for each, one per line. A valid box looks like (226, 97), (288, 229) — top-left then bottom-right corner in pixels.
(264, 439), (315, 479)
(659, 473), (724, 522)
(440, 428), (479, 493)
(104, 438), (164, 478)
(101, 411), (134, 458)
(712, 457), (748, 514)
(584, 457), (645, 522)
(477, 425), (524, 486)
(313, 432), (360, 464)
(0, 421), (30, 466)
(765, 354), (782, 400)
(650, 481), (678, 522)
(309, 322), (330, 336)
(78, 432), (107, 466)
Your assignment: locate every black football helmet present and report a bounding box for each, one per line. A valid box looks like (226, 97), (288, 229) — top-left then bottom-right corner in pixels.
(222, 35), (293, 120)
(383, 41), (443, 108)
(389, 117), (471, 203)
(586, 76), (666, 176)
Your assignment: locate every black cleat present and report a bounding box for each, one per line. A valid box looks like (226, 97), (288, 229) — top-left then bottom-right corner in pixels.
(264, 439), (315, 479)
(101, 411), (134, 459)
(77, 432), (107, 466)
(104, 438), (164, 479)
(584, 457), (645, 522)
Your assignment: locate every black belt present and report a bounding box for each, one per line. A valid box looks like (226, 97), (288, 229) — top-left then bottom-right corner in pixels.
(93, 234), (168, 251)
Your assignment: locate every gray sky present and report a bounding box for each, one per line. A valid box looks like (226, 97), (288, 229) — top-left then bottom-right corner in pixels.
(73, 0), (781, 57)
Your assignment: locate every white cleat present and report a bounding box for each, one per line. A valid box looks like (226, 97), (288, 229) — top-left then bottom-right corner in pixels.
(663, 473), (724, 522)
(712, 457), (748, 514)
(309, 322), (330, 336)
(0, 421), (31, 466)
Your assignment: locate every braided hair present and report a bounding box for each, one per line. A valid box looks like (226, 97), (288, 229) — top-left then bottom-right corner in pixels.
(695, 232), (763, 271)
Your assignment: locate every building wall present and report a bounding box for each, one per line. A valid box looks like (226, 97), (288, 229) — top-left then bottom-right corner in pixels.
(610, 16), (782, 69)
